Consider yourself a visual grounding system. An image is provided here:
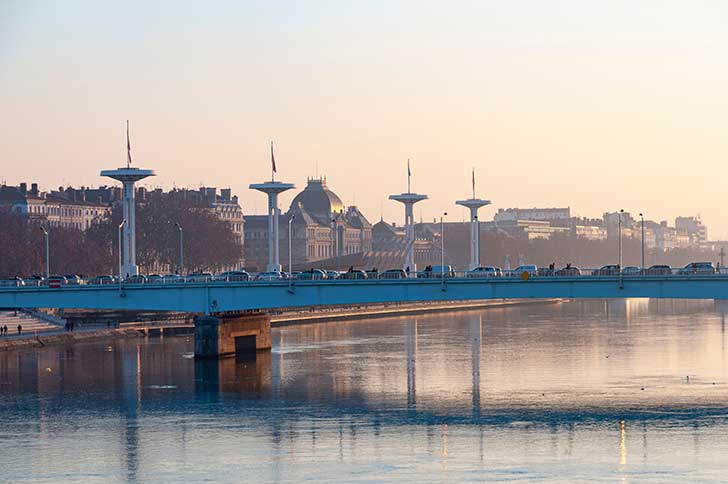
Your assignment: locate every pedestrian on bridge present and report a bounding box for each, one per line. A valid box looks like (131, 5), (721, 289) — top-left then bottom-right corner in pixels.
(2, 325), (7, 335)
(17, 324), (22, 335)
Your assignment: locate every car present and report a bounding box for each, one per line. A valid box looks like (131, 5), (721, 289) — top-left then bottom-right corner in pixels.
(646, 265), (672, 275)
(296, 269), (327, 280)
(217, 270), (251, 282)
(508, 265), (538, 277)
(187, 272), (214, 282)
(325, 270), (340, 280)
(255, 271), (285, 281)
(146, 274), (165, 284)
(467, 266), (499, 277)
(555, 265), (581, 276)
(592, 265), (620, 276)
(622, 266), (642, 276)
(23, 276), (44, 287)
(46, 275), (68, 288)
(0, 277), (25, 287)
(63, 274), (83, 285)
(127, 275), (148, 284)
(162, 273), (183, 283)
(678, 262), (716, 275)
(418, 265), (455, 278)
(337, 270), (368, 280)
(91, 275), (117, 285)
(378, 269), (407, 279)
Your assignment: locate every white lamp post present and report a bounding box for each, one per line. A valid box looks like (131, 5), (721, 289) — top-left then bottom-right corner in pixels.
(441, 212), (448, 288)
(39, 226), (49, 280)
(175, 223), (184, 275)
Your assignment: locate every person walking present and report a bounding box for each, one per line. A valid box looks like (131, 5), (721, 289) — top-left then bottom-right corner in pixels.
(3, 325), (7, 335)
(17, 324), (22, 335)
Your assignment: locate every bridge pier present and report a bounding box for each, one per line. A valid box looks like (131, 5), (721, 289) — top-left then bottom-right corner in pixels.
(194, 312), (271, 358)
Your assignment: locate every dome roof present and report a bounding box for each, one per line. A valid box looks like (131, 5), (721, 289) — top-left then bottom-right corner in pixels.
(289, 178), (344, 216)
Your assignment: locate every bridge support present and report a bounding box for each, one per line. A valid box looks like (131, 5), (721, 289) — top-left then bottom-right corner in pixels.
(194, 312), (271, 358)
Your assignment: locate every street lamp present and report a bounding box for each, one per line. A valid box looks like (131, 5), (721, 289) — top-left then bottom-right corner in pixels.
(618, 209), (624, 269)
(39, 226), (49, 280)
(175, 223), (184, 275)
(288, 215), (296, 288)
(639, 213), (645, 275)
(118, 219), (126, 282)
(441, 212), (448, 288)
(618, 209), (624, 288)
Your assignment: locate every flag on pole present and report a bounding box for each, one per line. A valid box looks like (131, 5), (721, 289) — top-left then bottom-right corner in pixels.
(271, 141), (277, 173)
(126, 120), (132, 167)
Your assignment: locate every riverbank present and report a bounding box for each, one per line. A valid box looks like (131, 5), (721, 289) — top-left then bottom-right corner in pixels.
(271, 298), (564, 326)
(0, 298), (565, 351)
(0, 328), (140, 351)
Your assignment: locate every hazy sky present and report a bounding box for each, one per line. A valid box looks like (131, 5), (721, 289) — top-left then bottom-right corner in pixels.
(2, 1), (728, 236)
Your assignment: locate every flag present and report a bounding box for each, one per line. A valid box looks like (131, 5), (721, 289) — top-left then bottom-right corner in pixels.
(126, 120), (132, 167)
(271, 141), (277, 173)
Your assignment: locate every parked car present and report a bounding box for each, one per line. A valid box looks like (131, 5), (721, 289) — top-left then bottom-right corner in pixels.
(91, 275), (117, 285)
(592, 265), (620, 276)
(467, 266), (500, 277)
(508, 265), (539, 277)
(378, 269), (407, 279)
(217, 270), (250, 282)
(295, 269), (327, 280)
(337, 270), (368, 280)
(255, 271), (285, 281)
(645, 265), (670, 275)
(622, 266), (642, 276)
(678, 262), (716, 275)
(555, 265), (581, 276)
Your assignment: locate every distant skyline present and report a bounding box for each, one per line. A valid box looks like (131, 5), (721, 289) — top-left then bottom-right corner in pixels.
(2, 1), (727, 237)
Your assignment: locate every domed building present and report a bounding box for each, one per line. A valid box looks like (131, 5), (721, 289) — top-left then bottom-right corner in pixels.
(244, 177), (372, 270)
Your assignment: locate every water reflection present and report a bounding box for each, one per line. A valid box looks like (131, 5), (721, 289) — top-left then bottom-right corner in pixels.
(1, 299), (728, 483)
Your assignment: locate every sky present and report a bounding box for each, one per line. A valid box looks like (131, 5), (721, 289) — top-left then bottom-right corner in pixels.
(2, 1), (728, 236)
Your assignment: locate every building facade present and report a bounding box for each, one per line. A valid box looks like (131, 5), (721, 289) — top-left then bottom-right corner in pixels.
(243, 178), (373, 270)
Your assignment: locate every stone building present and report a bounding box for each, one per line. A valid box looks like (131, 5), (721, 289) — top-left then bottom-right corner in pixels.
(0, 182), (111, 230)
(243, 177), (373, 270)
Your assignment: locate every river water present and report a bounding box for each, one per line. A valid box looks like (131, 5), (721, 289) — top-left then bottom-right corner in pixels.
(2, 299), (728, 483)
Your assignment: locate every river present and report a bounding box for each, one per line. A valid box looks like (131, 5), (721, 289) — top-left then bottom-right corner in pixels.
(2, 299), (728, 483)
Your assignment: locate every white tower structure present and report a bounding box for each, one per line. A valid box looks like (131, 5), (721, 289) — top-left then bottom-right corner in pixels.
(389, 159), (427, 274)
(101, 122), (155, 277)
(249, 142), (294, 272)
(456, 169), (490, 270)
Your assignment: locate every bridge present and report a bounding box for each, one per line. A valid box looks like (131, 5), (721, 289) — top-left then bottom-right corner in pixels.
(3, 274), (727, 358)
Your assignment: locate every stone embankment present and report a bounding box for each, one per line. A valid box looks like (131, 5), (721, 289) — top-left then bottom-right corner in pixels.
(0, 299), (565, 351)
(0, 328), (140, 351)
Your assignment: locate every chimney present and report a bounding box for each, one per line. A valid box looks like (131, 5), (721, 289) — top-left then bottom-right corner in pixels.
(221, 188), (231, 201)
(30, 183), (38, 195)
(19, 182), (27, 194)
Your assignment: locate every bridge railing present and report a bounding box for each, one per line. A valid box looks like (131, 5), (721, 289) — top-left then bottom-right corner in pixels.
(3, 265), (728, 289)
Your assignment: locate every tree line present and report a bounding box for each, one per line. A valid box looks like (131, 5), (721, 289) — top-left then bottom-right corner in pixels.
(0, 193), (242, 278)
